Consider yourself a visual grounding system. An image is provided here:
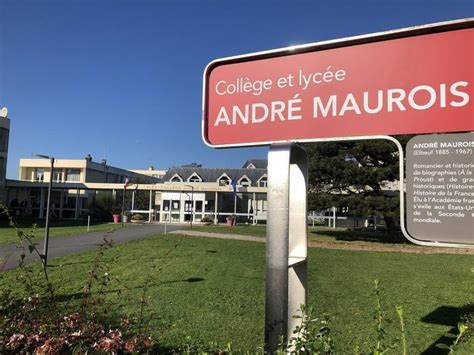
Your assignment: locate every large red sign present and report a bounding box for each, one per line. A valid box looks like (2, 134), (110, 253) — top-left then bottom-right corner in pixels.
(203, 21), (474, 147)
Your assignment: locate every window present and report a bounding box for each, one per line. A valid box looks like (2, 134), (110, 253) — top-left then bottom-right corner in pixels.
(184, 200), (192, 212)
(239, 176), (251, 187)
(246, 163), (256, 169)
(195, 200), (203, 212)
(188, 173), (202, 183)
(218, 175), (231, 186)
(170, 174), (183, 182)
(66, 169), (80, 182)
(53, 170), (63, 182)
(35, 168), (45, 182)
(258, 176), (268, 187)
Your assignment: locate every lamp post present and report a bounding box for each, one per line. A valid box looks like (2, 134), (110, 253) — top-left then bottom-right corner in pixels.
(183, 184), (194, 228)
(34, 154), (54, 268)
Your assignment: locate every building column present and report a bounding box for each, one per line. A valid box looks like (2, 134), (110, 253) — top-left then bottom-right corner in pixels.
(131, 191), (135, 212)
(214, 191), (218, 224)
(59, 190), (64, 219)
(233, 192), (237, 216)
(74, 189), (80, 220)
(148, 190), (153, 223)
(180, 192), (184, 223)
(159, 195), (164, 223)
(39, 187), (45, 219)
(253, 192), (257, 225)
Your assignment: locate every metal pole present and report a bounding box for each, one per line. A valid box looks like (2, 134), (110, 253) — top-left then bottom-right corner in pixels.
(121, 187), (126, 228)
(252, 192), (256, 225)
(333, 206), (336, 229)
(233, 192), (237, 215)
(87, 215), (91, 232)
(214, 191), (218, 224)
(190, 187), (194, 229)
(265, 144), (308, 352)
(183, 185), (195, 228)
(42, 157), (54, 268)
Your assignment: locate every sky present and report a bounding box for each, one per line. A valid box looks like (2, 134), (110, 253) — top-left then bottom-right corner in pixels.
(1, 0), (473, 179)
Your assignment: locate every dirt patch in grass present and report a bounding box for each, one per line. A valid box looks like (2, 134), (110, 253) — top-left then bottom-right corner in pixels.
(173, 229), (474, 255)
(308, 239), (474, 255)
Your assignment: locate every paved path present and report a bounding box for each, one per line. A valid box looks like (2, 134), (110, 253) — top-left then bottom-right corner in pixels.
(0, 224), (184, 271)
(170, 230), (474, 255)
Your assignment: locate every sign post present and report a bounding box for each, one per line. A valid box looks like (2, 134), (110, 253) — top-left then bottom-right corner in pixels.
(266, 144), (308, 351)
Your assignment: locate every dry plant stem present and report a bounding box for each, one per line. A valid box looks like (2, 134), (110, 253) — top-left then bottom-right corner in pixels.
(2, 206), (53, 295)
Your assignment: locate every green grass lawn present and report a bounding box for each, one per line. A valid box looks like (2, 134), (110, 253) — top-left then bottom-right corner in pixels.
(0, 219), (129, 246)
(1, 233), (472, 353)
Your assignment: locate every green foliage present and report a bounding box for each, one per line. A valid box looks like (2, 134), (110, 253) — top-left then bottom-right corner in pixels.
(436, 304), (474, 354)
(436, 323), (468, 353)
(396, 306), (407, 355)
(89, 192), (120, 222)
(304, 137), (412, 235)
(285, 305), (334, 354)
(130, 190), (152, 211)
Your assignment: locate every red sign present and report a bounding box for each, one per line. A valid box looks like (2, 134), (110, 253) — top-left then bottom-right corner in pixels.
(203, 21), (474, 147)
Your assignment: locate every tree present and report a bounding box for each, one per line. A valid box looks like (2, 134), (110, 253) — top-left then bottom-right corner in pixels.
(304, 136), (411, 238)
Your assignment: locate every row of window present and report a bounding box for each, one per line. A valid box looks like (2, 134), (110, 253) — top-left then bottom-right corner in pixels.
(169, 172), (268, 187)
(34, 168), (81, 182)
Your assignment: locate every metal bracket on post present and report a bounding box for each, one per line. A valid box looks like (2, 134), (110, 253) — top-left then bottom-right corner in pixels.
(265, 143), (308, 352)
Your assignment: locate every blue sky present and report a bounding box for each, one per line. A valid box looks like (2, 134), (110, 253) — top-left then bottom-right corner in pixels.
(1, 0), (473, 178)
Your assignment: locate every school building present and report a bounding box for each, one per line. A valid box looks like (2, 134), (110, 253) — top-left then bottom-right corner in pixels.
(5, 156), (268, 224)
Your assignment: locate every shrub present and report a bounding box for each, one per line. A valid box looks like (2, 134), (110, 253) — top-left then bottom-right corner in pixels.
(88, 193), (120, 222)
(131, 213), (144, 221)
(201, 215), (213, 223)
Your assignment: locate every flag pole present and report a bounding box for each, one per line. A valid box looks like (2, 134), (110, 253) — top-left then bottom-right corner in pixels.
(121, 186), (126, 228)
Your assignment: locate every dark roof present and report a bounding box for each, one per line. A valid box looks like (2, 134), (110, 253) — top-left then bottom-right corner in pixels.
(242, 159), (267, 169)
(162, 167), (267, 186)
(181, 163), (202, 168)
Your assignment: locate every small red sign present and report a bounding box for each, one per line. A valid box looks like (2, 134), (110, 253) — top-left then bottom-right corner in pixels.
(203, 22), (474, 147)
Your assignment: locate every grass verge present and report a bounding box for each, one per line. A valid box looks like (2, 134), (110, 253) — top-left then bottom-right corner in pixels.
(0, 219), (131, 246)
